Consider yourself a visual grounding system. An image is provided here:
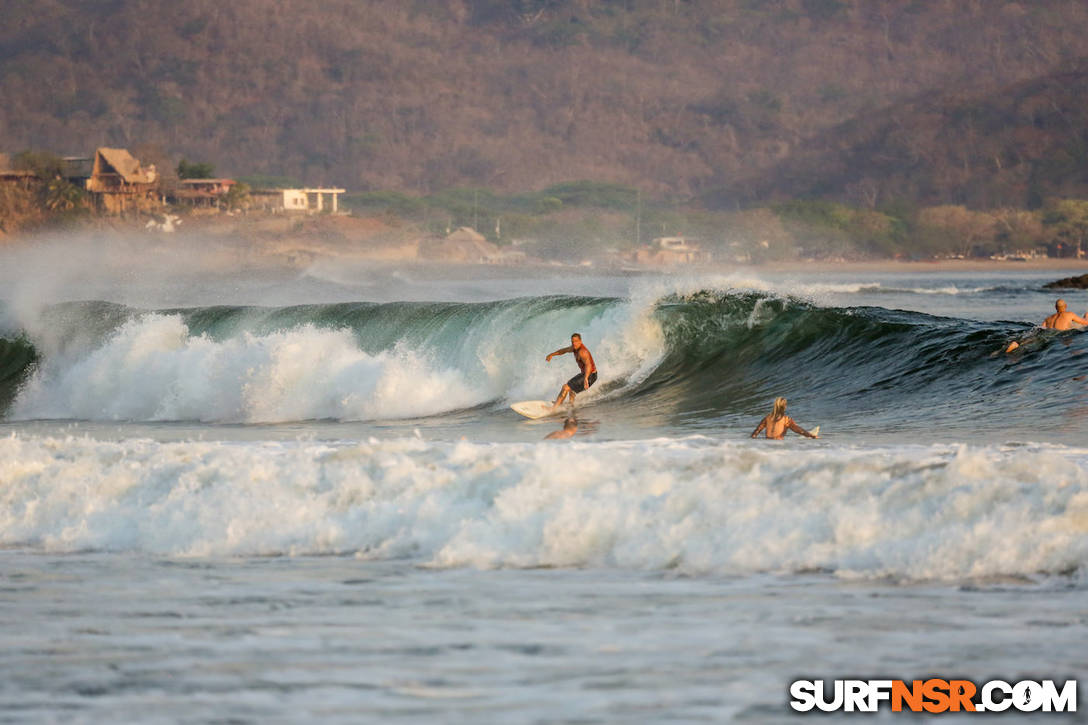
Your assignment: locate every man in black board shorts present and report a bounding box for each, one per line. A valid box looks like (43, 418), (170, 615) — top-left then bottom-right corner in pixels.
(546, 333), (597, 409)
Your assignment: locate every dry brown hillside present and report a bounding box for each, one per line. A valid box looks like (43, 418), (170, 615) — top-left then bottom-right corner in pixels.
(710, 56), (1088, 209)
(2, 0), (1087, 205)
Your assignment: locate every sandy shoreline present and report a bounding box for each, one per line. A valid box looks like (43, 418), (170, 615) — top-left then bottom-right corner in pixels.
(4, 217), (1088, 277)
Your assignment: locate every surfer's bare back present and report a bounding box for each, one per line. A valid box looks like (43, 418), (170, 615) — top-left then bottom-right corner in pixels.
(750, 397), (818, 440)
(1042, 298), (1088, 330)
(546, 333), (597, 409)
(1004, 299), (1088, 352)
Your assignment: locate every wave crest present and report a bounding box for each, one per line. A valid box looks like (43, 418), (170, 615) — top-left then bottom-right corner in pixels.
(0, 285), (1074, 425)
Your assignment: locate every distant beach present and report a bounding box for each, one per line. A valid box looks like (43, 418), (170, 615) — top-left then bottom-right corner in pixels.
(7, 216), (1088, 279)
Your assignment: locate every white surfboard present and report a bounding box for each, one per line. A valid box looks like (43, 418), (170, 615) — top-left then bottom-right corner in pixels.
(510, 400), (561, 419)
(810, 425), (820, 438)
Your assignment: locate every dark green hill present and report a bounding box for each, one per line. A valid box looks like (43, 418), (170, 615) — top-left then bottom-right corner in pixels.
(2, 0), (1087, 204)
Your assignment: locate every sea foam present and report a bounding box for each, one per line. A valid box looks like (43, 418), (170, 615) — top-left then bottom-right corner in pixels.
(10, 291), (665, 422)
(2, 434), (1085, 580)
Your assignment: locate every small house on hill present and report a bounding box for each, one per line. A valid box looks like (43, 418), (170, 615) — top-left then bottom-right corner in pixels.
(633, 236), (708, 265)
(0, 153), (36, 185)
(419, 227), (502, 263)
(0, 153), (92, 188)
(249, 187), (345, 213)
(63, 156), (93, 185)
(85, 147), (159, 214)
(173, 178), (237, 208)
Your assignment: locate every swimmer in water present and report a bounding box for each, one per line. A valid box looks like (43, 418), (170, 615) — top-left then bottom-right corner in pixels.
(1005, 299), (1088, 352)
(545, 417), (579, 440)
(750, 397), (818, 439)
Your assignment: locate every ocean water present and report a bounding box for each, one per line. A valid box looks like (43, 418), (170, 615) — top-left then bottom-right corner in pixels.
(1, 246), (1087, 722)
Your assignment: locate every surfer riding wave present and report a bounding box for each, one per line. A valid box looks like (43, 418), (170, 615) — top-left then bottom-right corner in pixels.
(546, 333), (597, 409)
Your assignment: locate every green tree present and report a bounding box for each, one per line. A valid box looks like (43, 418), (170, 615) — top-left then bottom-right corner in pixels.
(347, 190), (426, 217)
(916, 205), (997, 257)
(13, 150), (86, 220)
(542, 181), (637, 209)
(177, 159), (215, 179)
(222, 182), (250, 211)
(44, 177), (86, 213)
(1043, 199), (1088, 257)
(533, 196), (563, 214)
(991, 208), (1045, 253)
(13, 150), (66, 180)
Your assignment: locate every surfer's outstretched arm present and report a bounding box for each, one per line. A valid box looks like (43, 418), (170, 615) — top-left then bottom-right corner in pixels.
(546, 346), (573, 361)
(750, 417), (768, 438)
(787, 420), (817, 438)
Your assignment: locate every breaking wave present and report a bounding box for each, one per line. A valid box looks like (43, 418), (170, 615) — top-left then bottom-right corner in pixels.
(1, 434), (1085, 580)
(0, 283), (1079, 431)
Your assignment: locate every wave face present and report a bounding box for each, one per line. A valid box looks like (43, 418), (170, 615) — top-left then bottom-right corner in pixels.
(3, 294), (659, 422)
(2, 434), (1085, 579)
(1, 285), (1083, 435)
(0, 335), (36, 413)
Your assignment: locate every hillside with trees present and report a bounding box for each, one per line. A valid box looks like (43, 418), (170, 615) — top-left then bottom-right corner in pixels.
(710, 56), (1088, 210)
(2, 0), (1088, 209)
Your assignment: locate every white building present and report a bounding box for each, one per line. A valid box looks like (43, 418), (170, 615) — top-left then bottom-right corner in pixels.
(250, 187), (345, 213)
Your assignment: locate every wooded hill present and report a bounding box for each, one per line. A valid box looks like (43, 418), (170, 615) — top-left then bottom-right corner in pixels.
(711, 56), (1088, 211)
(2, 0), (1087, 208)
